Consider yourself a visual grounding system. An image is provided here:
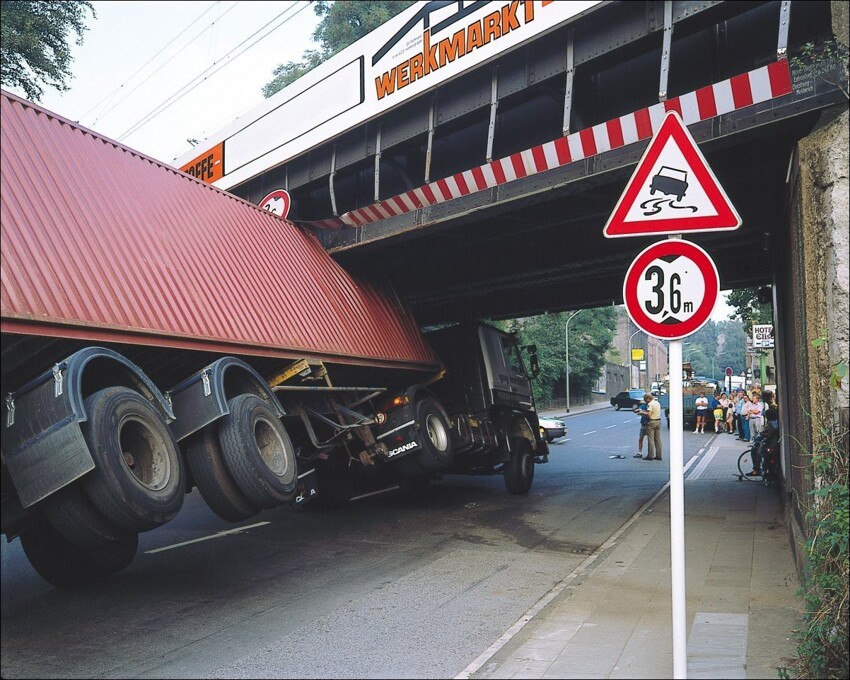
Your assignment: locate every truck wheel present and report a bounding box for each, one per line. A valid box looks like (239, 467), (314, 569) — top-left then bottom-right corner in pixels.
(184, 424), (259, 522)
(81, 387), (185, 533)
(20, 518), (137, 588)
(504, 437), (534, 495)
(218, 394), (298, 509)
(42, 482), (136, 548)
(413, 398), (454, 471)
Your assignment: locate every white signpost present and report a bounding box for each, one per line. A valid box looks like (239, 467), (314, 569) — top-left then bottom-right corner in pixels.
(606, 111), (740, 679)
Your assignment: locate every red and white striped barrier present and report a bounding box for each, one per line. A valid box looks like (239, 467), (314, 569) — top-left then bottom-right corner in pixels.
(338, 60), (792, 229)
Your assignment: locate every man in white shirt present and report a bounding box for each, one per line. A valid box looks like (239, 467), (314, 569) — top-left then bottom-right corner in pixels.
(641, 393), (663, 461)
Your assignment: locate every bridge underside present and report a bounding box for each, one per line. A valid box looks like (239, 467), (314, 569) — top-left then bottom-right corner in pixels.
(227, 1), (845, 325)
(327, 102), (836, 324)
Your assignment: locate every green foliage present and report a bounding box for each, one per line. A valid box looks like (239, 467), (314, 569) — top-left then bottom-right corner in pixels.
(726, 287), (773, 332)
(262, 1), (415, 97)
(680, 318), (748, 383)
(785, 424), (849, 679)
(501, 308), (617, 407)
(0, 0), (95, 101)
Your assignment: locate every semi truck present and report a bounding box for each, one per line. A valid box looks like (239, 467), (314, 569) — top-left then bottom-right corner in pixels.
(0, 90), (549, 587)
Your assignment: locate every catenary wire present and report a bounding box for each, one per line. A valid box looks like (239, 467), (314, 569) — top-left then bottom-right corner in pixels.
(117, 0), (311, 143)
(86, 1), (242, 128)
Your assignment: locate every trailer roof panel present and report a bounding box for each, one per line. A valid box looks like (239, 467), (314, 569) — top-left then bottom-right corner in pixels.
(0, 90), (440, 373)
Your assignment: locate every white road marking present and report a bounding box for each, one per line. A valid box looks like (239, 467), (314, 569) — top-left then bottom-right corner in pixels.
(605, 424), (617, 429)
(582, 430), (597, 435)
(144, 522), (271, 554)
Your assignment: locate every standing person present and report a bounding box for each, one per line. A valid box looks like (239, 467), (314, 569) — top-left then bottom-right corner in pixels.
(718, 392), (731, 432)
(763, 390), (778, 430)
(748, 393), (765, 441)
(633, 400), (649, 458)
(739, 393), (752, 441)
(694, 391), (709, 434)
(726, 395), (735, 433)
(641, 393), (663, 461)
(713, 402), (725, 433)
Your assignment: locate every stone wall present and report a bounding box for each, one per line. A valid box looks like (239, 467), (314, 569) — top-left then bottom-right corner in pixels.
(782, 103), (849, 573)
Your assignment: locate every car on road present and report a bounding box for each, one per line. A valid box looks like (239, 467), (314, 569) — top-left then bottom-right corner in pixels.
(538, 416), (567, 442)
(610, 389), (646, 410)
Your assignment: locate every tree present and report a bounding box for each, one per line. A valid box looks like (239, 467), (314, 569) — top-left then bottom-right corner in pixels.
(262, 1), (415, 97)
(726, 286), (773, 332)
(1, 1), (95, 102)
(501, 308), (617, 407)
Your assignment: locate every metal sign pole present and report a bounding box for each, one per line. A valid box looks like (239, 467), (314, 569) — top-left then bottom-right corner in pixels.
(669, 338), (687, 678)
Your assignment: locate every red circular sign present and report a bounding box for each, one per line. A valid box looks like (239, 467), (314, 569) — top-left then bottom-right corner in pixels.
(259, 189), (291, 219)
(623, 239), (719, 340)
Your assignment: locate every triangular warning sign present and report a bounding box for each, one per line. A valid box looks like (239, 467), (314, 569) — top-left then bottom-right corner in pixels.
(603, 111), (741, 238)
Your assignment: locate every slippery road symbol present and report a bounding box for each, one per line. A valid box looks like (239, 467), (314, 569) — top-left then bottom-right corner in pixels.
(640, 197), (699, 216)
(641, 166), (698, 215)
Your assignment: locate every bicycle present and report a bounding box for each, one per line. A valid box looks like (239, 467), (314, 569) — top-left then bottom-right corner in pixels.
(737, 445), (763, 482)
(736, 430), (779, 486)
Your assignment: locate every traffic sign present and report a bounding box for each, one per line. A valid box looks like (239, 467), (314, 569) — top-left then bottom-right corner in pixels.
(623, 239), (720, 339)
(604, 111), (741, 238)
(259, 189), (291, 219)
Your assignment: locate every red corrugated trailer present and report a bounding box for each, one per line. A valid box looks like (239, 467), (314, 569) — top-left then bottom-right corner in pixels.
(1, 91), (549, 587)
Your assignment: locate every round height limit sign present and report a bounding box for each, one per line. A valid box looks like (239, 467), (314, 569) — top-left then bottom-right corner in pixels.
(624, 239), (719, 340)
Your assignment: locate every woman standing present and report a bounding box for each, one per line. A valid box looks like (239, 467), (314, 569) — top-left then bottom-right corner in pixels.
(694, 391), (709, 434)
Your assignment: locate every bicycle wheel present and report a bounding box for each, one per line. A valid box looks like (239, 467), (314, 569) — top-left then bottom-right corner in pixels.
(737, 449), (762, 481)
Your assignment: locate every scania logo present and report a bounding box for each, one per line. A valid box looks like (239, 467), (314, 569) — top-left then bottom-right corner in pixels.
(387, 441), (418, 457)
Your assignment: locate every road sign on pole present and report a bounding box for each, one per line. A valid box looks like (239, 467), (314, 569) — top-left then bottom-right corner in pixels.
(623, 239), (720, 340)
(604, 111), (741, 238)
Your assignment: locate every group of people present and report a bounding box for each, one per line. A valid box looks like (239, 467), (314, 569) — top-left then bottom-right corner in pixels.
(693, 387), (776, 442)
(631, 387), (779, 462)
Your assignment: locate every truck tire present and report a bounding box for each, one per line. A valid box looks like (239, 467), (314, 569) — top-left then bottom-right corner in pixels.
(81, 387), (185, 532)
(42, 481), (136, 548)
(184, 424), (259, 522)
(412, 398), (453, 472)
(218, 394), (298, 509)
(504, 437), (534, 495)
(20, 518), (137, 588)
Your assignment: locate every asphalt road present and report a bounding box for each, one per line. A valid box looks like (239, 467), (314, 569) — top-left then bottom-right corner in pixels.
(1, 408), (701, 679)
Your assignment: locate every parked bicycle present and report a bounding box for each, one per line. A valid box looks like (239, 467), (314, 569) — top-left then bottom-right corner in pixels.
(736, 429), (780, 486)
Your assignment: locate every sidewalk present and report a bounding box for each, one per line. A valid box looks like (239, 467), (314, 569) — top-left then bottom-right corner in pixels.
(458, 429), (804, 679)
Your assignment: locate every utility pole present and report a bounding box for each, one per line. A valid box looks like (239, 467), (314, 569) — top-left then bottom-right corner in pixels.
(565, 310), (583, 412)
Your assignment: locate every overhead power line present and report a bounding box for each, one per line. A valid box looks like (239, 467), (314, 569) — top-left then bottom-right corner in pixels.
(83, 1), (238, 126)
(118, 0), (311, 144)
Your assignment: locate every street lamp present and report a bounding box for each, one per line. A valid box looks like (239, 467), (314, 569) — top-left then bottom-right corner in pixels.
(627, 328), (641, 388)
(565, 310), (583, 413)
(711, 352), (730, 382)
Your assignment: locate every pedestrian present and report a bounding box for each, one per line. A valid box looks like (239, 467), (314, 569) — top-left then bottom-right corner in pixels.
(763, 390), (778, 430)
(739, 393), (752, 441)
(640, 393), (663, 461)
(718, 392), (731, 432)
(748, 393), (765, 441)
(694, 391), (709, 434)
(633, 400), (649, 458)
(726, 396), (735, 433)
(713, 403), (724, 432)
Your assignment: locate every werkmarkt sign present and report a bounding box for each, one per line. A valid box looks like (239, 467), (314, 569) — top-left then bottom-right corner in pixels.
(604, 111), (741, 237)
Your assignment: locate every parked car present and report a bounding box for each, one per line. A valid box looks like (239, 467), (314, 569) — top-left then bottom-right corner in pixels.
(538, 416), (567, 442)
(610, 389), (646, 410)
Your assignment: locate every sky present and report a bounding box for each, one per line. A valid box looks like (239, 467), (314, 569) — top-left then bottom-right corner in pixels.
(5, 0), (736, 321)
(23, 1), (321, 164)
